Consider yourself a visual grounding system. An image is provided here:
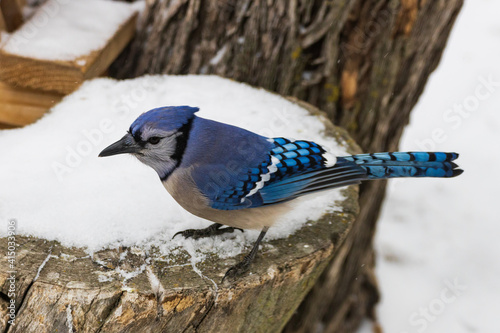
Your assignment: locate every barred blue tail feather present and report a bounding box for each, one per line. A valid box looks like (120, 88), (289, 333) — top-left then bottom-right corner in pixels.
(343, 152), (463, 179)
(258, 162), (366, 205)
(257, 151), (462, 207)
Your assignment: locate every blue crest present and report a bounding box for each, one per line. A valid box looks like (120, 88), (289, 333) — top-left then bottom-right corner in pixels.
(130, 106), (199, 136)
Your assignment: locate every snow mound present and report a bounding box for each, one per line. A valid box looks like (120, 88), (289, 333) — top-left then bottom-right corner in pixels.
(0, 75), (348, 255)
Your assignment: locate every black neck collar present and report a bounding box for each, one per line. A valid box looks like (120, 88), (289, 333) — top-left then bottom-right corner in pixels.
(160, 117), (194, 181)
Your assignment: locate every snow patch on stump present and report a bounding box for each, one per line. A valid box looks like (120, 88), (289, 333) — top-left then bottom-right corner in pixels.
(0, 75), (348, 257)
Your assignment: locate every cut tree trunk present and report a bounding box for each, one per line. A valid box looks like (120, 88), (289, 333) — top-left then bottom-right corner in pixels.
(111, 0), (463, 331)
(0, 100), (361, 332)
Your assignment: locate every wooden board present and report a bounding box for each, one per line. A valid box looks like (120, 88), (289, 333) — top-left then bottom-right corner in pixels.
(0, 12), (137, 94)
(0, 0), (23, 32)
(0, 103), (47, 126)
(82, 13), (137, 81)
(16, 0), (26, 8)
(0, 7), (7, 31)
(0, 82), (63, 126)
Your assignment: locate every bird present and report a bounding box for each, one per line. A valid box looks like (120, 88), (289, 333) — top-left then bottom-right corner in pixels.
(99, 106), (463, 280)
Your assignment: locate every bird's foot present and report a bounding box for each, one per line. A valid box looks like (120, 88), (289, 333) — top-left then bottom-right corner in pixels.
(172, 223), (244, 240)
(222, 255), (253, 282)
(221, 227), (268, 282)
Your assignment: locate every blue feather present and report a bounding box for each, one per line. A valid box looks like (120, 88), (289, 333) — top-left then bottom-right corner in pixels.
(344, 152), (462, 178)
(188, 128), (463, 210)
(130, 106), (199, 136)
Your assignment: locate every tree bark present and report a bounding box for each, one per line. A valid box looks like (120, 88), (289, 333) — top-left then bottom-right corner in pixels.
(110, 1), (463, 331)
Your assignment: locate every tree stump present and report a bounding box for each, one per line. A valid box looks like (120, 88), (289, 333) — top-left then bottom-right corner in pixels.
(0, 99), (361, 332)
(111, 1), (463, 330)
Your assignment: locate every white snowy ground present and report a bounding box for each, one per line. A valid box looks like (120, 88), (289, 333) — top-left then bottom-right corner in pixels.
(0, 75), (347, 261)
(359, 1), (500, 332)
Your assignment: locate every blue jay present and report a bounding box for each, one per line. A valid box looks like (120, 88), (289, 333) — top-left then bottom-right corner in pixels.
(99, 106), (463, 280)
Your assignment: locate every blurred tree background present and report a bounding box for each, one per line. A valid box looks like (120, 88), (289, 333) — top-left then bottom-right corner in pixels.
(111, 0), (463, 331)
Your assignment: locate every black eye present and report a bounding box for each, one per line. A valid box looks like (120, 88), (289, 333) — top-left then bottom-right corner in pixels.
(148, 137), (161, 145)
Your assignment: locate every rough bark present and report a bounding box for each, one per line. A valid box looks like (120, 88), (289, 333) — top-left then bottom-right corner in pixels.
(0, 101), (361, 332)
(111, 0), (463, 331)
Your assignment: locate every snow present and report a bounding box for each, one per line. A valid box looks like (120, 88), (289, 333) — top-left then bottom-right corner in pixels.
(1, 0), (137, 61)
(146, 266), (165, 296)
(359, 1), (500, 332)
(209, 45), (228, 65)
(33, 247), (53, 281)
(0, 75), (347, 258)
(66, 304), (73, 333)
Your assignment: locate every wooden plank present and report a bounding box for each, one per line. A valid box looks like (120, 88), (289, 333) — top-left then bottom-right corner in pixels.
(0, 82), (62, 126)
(0, 122), (17, 129)
(0, 102), (48, 126)
(0, 12), (137, 94)
(0, 0), (23, 32)
(0, 7), (7, 31)
(0, 53), (88, 94)
(83, 13), (137, 80)
(16, 0), (27, 8)
(0, 82), (63, 107)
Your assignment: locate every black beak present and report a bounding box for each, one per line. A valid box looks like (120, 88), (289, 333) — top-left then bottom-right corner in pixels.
(99, 133), (142, 157)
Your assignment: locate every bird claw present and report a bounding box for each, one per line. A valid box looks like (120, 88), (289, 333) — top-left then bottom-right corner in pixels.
(172, 229), (196, 240)
(222, 259), (251, 283)
(172, 224), (244, 240)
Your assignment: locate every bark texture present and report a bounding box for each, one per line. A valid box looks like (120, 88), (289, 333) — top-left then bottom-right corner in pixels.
(111, 0), (463, 331)
(0, 101), (361, 333)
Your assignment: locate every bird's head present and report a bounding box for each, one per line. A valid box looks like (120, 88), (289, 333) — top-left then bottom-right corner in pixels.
(99, 106), (198, 179)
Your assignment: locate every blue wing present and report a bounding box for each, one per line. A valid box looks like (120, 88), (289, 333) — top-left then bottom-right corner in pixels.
(191, 137), (366, 210)
(190, 131), (461, 211)
(256, 138), (366, 205)
(190, 154), (276, 210)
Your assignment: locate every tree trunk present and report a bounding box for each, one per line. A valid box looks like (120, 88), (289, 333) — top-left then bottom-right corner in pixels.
(111, 1), (463, 331)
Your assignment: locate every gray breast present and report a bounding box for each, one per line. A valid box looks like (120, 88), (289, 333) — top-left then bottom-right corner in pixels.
(163, 167), (290, 230)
